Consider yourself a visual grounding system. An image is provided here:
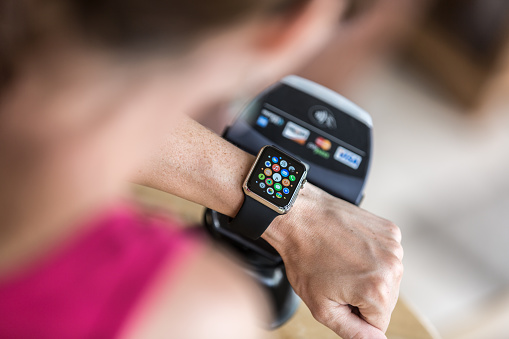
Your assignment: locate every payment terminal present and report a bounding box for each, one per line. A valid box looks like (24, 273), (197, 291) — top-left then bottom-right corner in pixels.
(203, 75), (372, 328)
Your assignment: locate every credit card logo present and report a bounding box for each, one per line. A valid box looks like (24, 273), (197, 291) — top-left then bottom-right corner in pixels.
(261, 109), (284, 126)
(306, 142), (330, 159)
(282, 121), (310, 145)
(256, 115), (269, 128)
(315, 137), (331, 151)
(334, 147), (362, 170)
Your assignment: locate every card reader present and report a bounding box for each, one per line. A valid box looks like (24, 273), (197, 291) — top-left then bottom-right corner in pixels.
(203, 75), (373, 328)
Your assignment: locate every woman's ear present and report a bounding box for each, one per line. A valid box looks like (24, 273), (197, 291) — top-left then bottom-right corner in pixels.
(252, 0), (345, 62)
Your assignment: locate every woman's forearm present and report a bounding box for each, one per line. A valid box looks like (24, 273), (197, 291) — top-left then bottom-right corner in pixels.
(133, 115), (253, 217)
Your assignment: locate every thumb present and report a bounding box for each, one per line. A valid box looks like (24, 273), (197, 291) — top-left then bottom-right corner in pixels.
(320, 304), (387, 339)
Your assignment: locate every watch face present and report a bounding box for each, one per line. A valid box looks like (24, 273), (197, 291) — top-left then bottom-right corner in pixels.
(246, 146), (306, 209)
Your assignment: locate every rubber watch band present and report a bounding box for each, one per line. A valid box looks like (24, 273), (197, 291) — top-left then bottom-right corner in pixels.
(228, 195), (280, 240)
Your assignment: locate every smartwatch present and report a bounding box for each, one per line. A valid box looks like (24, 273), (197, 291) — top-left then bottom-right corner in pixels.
(228, 145), (308, 240)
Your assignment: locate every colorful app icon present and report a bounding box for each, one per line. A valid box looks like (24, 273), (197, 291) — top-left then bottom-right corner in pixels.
(272, 173), (282, 182)
(264, 161), (271, 167)
(259, 182), (266, 189)
(281, 169), (289, 177)
(315, 136), (332, 151)
(272, 164), (280, 172)
(283, 188), (290, 194)
(271, 156), (279, 163)
(275, 192), (283, 198)
(280, 160), (288, 168)
(282, 178), (290, 187)
(289, 175), (296, 182)
(258, 173), (265, 180)
(265, 178), (273, 186)
(282, 121), (310, 145)
(256, 115), (269, 128)
(267, 187), (274, 195)
(264, 168), (272, 176)
(288, 166), (295, 172)
(274, 183), (282, 191)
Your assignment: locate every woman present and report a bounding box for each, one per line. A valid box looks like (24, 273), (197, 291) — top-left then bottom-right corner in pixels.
(0, 0), (344, 338)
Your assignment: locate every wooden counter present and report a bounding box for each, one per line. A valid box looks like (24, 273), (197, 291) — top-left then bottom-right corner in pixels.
(271, 298), (440, 339)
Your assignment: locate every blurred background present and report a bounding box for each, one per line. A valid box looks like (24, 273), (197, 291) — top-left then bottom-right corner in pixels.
(312, 0), (509, 338)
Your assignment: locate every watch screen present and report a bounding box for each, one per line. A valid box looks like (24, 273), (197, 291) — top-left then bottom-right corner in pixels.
(246, 146), (306, 208)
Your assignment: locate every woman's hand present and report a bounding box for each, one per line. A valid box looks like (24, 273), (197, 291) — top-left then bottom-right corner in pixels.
(263, 183), (403, 339)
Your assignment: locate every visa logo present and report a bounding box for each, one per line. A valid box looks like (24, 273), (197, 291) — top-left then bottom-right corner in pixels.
(333, 147), (362, 170)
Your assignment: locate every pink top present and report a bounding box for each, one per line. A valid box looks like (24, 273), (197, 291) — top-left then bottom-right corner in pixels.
(0, 205), (201, 338)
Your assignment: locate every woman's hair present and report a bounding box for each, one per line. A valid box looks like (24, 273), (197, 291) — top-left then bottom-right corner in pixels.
(0, 0), (308, 90)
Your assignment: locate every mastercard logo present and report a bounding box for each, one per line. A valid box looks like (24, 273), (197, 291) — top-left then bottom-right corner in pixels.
(315, 137), (331, 151)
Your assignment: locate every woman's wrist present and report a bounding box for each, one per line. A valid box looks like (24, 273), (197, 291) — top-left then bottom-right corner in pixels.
(261, 183), (321, 257)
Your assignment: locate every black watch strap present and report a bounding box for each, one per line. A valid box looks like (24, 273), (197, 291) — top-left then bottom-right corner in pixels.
(227, 195), (280, 240)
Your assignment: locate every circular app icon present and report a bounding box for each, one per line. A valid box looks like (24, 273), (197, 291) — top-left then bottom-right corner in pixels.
(259, 182), (266, 189)
(264, 161), (271, 167)
(265, 178), (273, 186)
(282, 178), (290, 186)
(275, 192), (283, 198)
(271, 156), (278, 163)
(272, 164), (280, 172)
(283, 187), (290, 194)
(264, 168), (272, 176)
(280, 160), (288, 168)
(289, 175), (296, 182)
(274, 183), (282, 191)
(288, 166), (295, 172)
(266, 187), (274, 195)
(272, 173), (282, 182)
(258, 173), (265, 180)
(281, 169), (289, 177)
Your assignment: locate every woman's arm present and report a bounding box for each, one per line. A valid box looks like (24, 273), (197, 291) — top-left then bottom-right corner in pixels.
(133, 115), (250, 218)
(133, 115), (402, 339)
